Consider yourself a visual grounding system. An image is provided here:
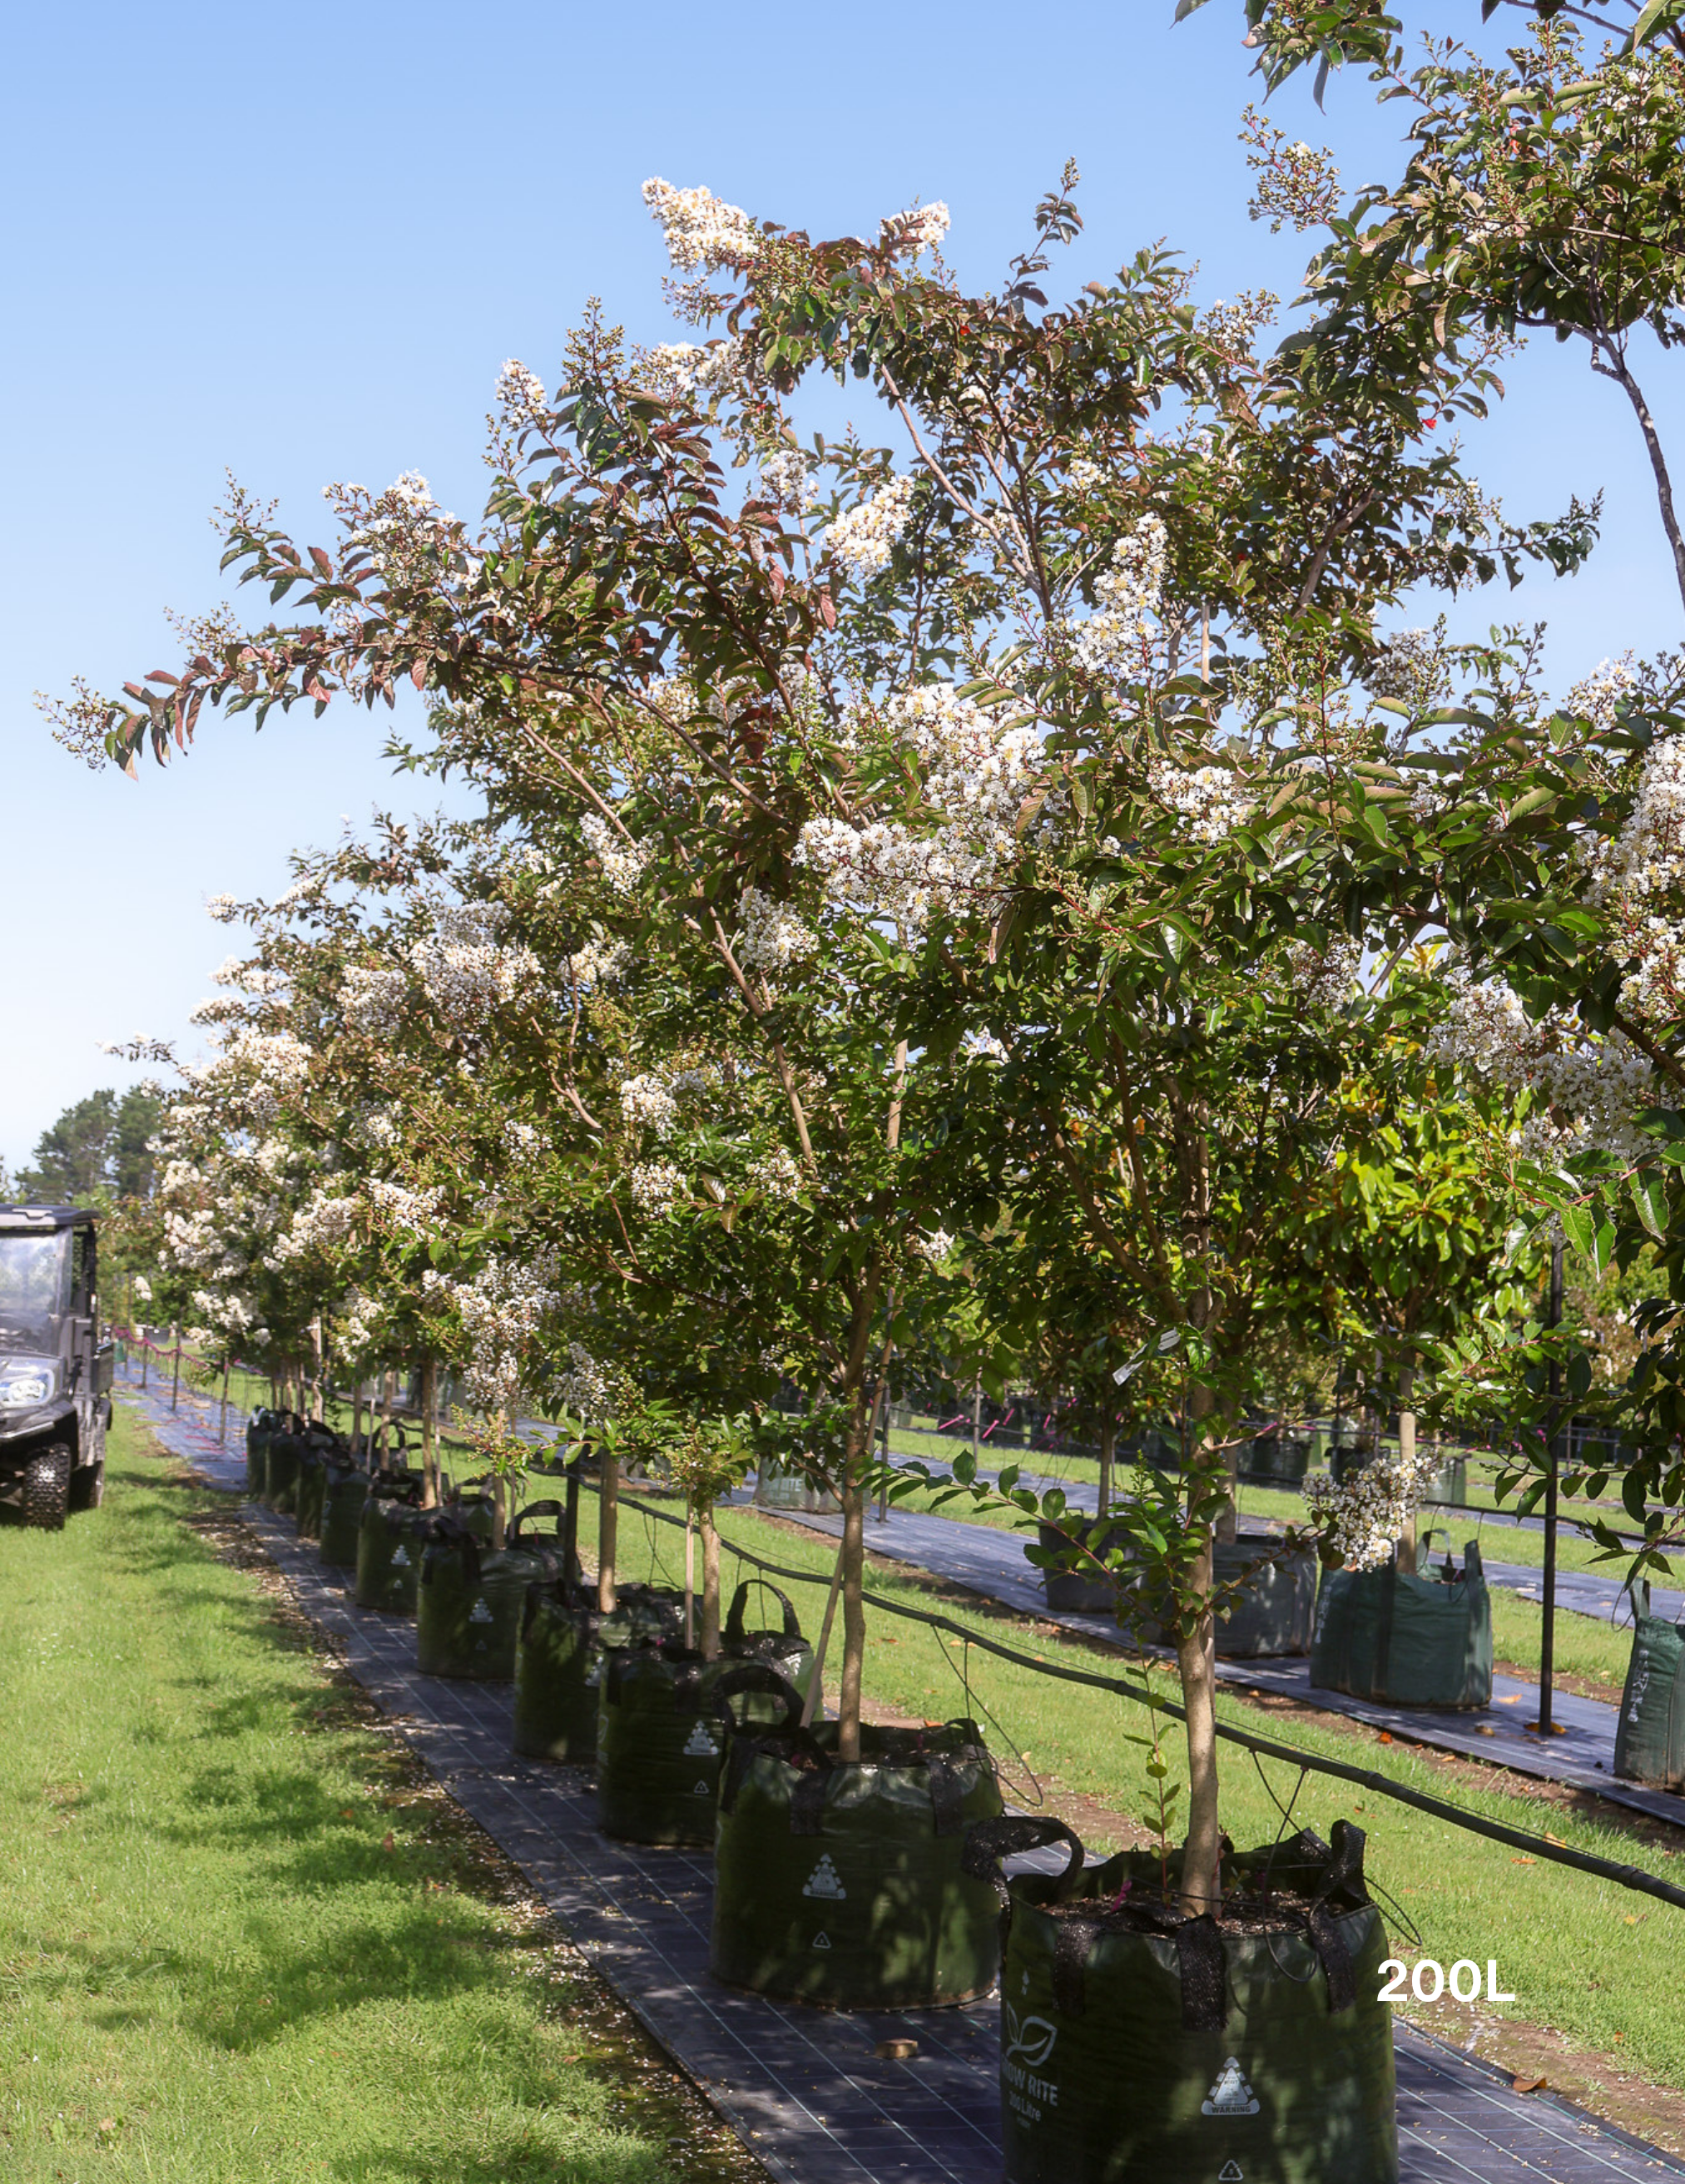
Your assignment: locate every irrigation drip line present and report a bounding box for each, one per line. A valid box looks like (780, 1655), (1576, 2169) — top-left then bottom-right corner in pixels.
(625, 1495), (1685, 1918)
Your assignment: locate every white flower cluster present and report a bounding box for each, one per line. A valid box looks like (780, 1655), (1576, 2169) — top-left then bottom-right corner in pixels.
(630, 1159), (686, 1216)
(642, 177), (761, 272)
(964, 1028), (1009, 1062)
(495, 358), (548, 425)
(568, 935), (634, 989)
(1146, 759), (1251, 846)
(621, 1072), (678, 1135)
(758, 446), (814, 510)
(885, 201), (950, 253)
(1073, 516), (1168, 680)
(797, 685), (1045, 929)
(1304, 1444), (1443, 1570)
(1197, 290), (1277, 359)
(1067, 458), (1105, 493)
(339, 1290), (384, 1370)
(747, 1145), (801, 1201)
(909, 1227), (955, 1263)
(1567, 655), (1638, 734)
(738, 885), (817, 974)
(366, 1177), (444, 1234)
(446, 1255), (560, 1415)
(1286, 937), (1361, 1011)
(557, 1340), (614, 1419)
(828, 474), (917, 576)
(1578, 733), (1685, 1030)
(206, 893), (240, 924)
(272, 1189), (360, 1265)
(408, 904), (539, 1033)
(1428, 968), (1655, 1162)
(340, 962), (409, 1036)
(581, 811), (651, 896)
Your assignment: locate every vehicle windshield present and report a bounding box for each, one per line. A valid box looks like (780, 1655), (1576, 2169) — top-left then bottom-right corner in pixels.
(0, 1234), (68, 1354)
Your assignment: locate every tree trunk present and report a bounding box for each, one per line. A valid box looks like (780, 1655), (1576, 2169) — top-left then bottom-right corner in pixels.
(420, 1359), (439, 1509)
(597, 1445), (619, 1615)
(491, 1468), (507, 1553)
(351, 1383), (364, 1463)
(1098, 1409), (1113, 1520)
(801, 1541), (847, 1728)
(684, 1511), (696, 1650)
(700, 1504), (721, 1661)
(1395, 1361), (1416, 1575)
(1174, 1533), (1222, 1915)
(836, 1404), (871, 1761)
(1177, 1379), (1222, 1914)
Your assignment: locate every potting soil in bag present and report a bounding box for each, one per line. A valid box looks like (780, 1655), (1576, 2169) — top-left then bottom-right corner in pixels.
(711, 1711), (1004, 2008)
(1311, 1542), (1491, 1708)
(1614, 1614), (1685, 1789)
(965, 1815), (1396, 2184)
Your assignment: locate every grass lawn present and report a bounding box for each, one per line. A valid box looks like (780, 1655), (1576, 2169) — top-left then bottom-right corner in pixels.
(593, 1486), (1685, 2103)
(0, 1408), (751, 2184)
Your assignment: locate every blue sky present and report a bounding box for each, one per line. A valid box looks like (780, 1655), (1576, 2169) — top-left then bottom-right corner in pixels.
(3, 0), (1679, 1172)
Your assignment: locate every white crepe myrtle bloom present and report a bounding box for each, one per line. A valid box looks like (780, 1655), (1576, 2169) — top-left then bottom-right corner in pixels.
(340, 962), (409, 1036)
(910, 1227), (956, 1262)
(495, 359), (548, 424)
(964, 1029), (1009, 1062)
(1287, 937), (1361, 1011)
(1072, 516), (1169, 678)
(408, 904), (540, 1033)
(366, 1178), (444, 1233)
(1304, 1444), (1441, 1570)
(747, 1146), (802, 1201)
(1147, 758), (1252, 847)
(581, 811), (650, 896)
(886, 201), (950, 253)
(738, 886), (817, 975)
(829, 474), (917, 576)
(558, 1341), (615, 1419)
(630, 1160), (686, 1217)
(620, 1072), (678, 1136)
(132, 1274), (152, 1303)
(642, 178), (761, 272)
(758, 446), (814, 510)
(206, 893), (240, 924)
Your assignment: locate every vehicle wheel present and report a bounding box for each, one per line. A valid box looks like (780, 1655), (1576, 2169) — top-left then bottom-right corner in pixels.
(68, 1458), (105, 1513)
(23, 1445), (72, 1531)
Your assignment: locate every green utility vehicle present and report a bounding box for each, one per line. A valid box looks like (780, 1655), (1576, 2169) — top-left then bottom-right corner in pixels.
(0, 1206), (113, 1528)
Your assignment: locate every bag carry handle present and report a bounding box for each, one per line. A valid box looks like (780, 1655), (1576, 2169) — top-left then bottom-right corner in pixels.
(708, 1661), (806, 1731)
(961, 1814), (1086, 1909)
(725, 1578), (801, 1643)
(508, 1498), (564, 1540)
(421, 1511), (482, 1588)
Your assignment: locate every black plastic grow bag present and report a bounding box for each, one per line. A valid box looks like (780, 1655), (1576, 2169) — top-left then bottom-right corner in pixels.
(965, 1815), (1396, 2184)
(416, 1501), (572, 1681)
(513, 1579), (686, 1762)
(711, 1701), (1004, 2007)
(1311, 1543), (1491, 1709)
(261, 1421), (305, 1515)
(1614, 1612), (1685, 1789)
(245, 1409), (277, 1498)
(1041, 1526), (1316, 1657)
(354, 1477), (430, 1613)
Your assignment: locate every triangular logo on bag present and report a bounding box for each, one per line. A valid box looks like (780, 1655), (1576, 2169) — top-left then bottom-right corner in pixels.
(1219, 2165), (1245, 2182)
(468, 1598), (493, 1624)
(801, 1854), (846, 1899)
(1202, 2060), (1260, 2117)
(692, 1778), (712, 1797)
(392, 1547), (409, 1567)
(812, 1931), (831, 1949)
(682, 1721), (718, 1756)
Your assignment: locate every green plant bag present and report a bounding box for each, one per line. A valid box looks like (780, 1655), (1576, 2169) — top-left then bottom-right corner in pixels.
(318, 1462), (369, 1568)
(965, 1816), (1397, 2184)
(513, 1580), (685, 1762)
(416, 1502), (572, 1681)
(1311, 1543), (1491, 1709)
(245, 1410), (275, 1498)
(597, 1647), (802, 1846)
(1614, 1613), (1685, 1790)
(354, 1480), (429, 1614)
(261, 1422), (305, 1516)
(711, 1707), (1004, 2008)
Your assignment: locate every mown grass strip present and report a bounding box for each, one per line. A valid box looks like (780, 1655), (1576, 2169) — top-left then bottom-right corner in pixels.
(0, 1409), (751, 2184)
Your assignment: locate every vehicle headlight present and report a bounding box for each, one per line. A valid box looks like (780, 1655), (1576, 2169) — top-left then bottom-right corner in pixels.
(0, 1368), (54, 1407)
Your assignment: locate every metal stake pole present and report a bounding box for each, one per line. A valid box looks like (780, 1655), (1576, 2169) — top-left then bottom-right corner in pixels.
(1539, 1238), (1564, 1736)
(171, 1327), (181, 1413)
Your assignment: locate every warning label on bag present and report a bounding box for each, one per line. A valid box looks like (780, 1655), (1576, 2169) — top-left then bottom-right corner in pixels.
(801, 1855), (846, 1899)
(468, 1599), (494, 1624)
(392, 1547), (409, 1567)
(682, 1721), (718, 1757)
(1202, 2061), (1260, 2117)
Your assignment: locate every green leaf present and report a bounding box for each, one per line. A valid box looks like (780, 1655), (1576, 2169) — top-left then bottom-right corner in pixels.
(1632, 1172), (1669, 1241)
(1560, 1203), (1596, 1261)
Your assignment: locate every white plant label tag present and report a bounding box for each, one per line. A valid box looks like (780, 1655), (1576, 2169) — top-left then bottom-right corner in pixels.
(801, 1855), (846, 1899)
(682, 1722), (718, 1757)
(1202, 2061), (1260, 2117)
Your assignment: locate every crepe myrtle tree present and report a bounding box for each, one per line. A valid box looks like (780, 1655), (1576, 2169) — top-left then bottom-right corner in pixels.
(47, 156), (1594, 1880)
